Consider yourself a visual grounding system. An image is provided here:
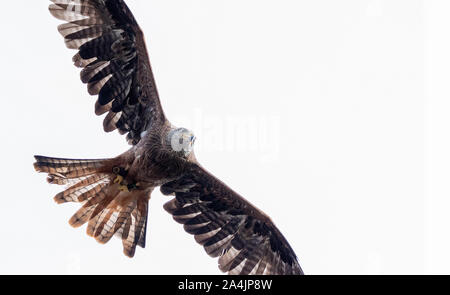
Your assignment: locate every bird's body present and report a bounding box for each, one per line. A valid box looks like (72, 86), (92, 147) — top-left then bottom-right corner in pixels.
(34, 0), (304, 275)
(117, 125), (190, 187)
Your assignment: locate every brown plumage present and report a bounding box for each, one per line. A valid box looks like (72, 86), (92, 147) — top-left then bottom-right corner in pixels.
(34, 0), (303, 274)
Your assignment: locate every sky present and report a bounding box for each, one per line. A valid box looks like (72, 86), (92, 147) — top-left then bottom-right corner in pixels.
(0, 0), (449, 274)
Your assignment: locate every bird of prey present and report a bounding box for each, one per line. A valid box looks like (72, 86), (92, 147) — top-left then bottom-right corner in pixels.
(34, 0), (303, 275)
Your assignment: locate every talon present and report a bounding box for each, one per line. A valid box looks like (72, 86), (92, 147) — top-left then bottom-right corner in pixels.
(114, 175), (124, 184)
(119, 185), (129, 192)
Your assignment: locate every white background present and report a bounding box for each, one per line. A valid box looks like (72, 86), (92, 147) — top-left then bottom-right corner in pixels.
(0, 0), (449, 274)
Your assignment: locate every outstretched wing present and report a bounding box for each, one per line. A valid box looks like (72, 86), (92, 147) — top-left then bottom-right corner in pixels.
(161, 164), (303, 275)
(49, 0), (166, 144)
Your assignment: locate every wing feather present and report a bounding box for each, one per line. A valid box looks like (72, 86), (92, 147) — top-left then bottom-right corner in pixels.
(49, 0), (167, 145)
(161, 164), (304, 275)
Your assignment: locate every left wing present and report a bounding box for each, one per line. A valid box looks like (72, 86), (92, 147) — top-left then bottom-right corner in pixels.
(161, 164), (303, 275)
(49, 0), (167, 145)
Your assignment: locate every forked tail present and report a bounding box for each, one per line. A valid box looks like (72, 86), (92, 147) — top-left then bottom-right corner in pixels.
(33, 155), (149, 257)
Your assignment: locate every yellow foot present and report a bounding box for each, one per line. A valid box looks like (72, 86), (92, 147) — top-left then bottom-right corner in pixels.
(114, 175), (124, 184)
(119, 185), (129, 192)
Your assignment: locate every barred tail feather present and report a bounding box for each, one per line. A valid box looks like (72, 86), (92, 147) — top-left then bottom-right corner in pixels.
(54, 174), (110, 204)
(33, 155), (108, 184)
(34, 155), (150, 258)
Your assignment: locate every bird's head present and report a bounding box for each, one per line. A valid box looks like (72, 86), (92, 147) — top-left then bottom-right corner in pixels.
(168, 127), (196, 157)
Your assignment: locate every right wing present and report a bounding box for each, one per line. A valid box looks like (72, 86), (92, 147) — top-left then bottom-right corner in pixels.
(49, 0), (167, 144)
(161, 163), (304, 275)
